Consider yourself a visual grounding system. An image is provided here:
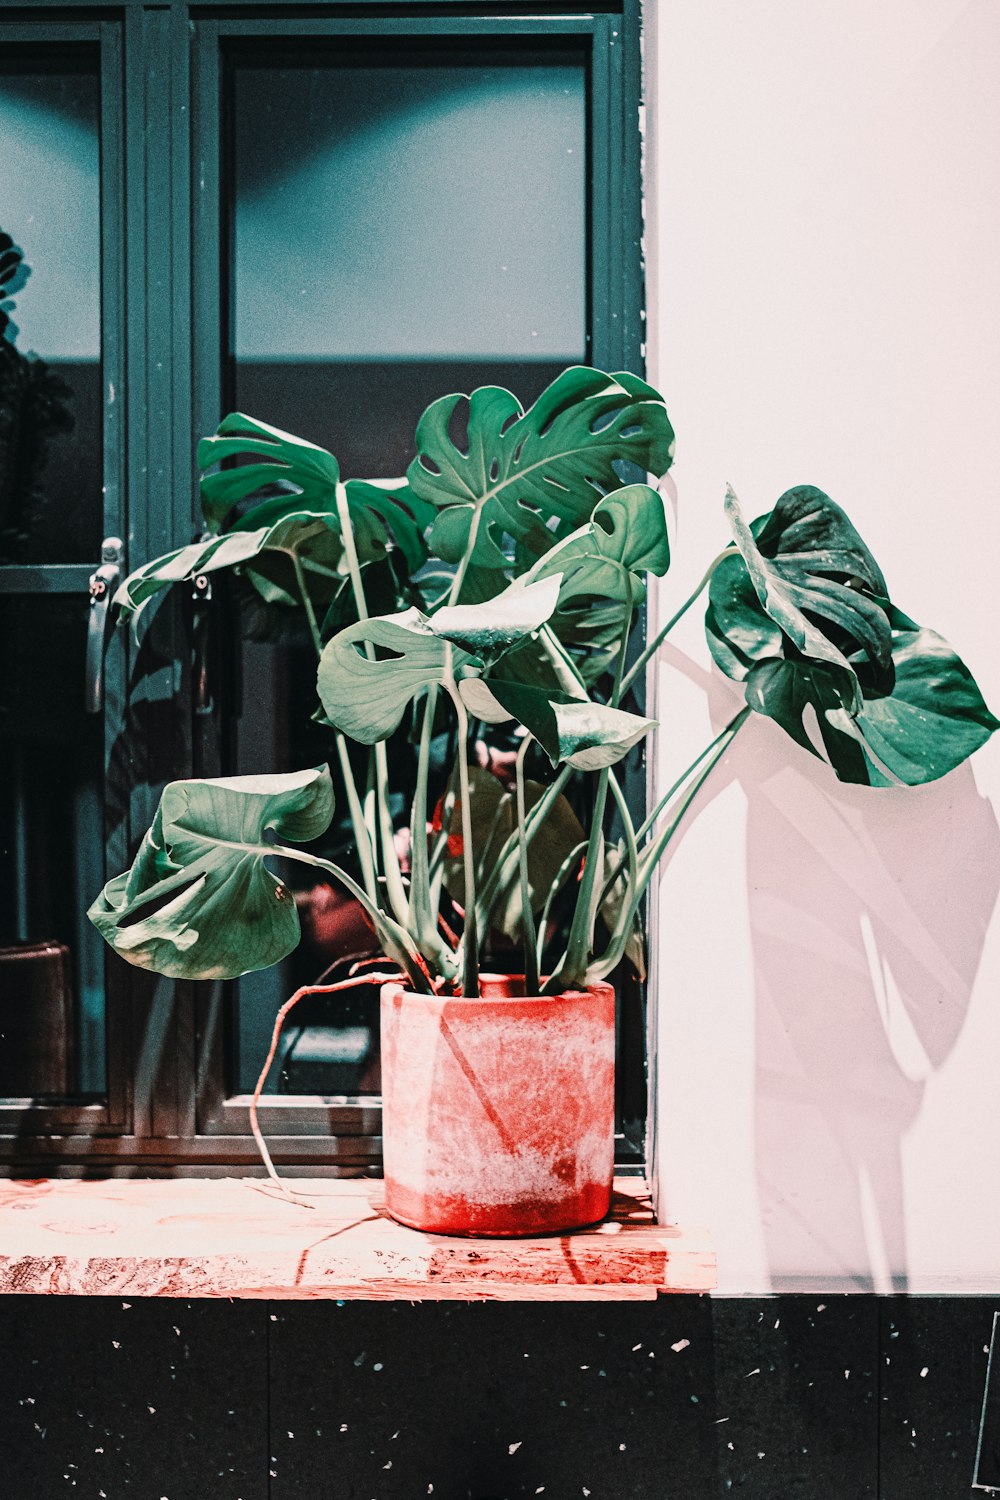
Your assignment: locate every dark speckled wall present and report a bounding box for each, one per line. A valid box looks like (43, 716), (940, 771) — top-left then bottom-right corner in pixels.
(0, 1297), (997, 1499)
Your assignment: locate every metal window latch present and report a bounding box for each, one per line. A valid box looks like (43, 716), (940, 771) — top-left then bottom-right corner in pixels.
(191, 569), (214, 715)
(85, 536), (124, 715)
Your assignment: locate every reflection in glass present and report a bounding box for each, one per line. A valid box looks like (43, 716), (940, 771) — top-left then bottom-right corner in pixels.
(0, 597), (106, 1096)
(0, 54), (102, 565)
(226, 46), (588, 1095)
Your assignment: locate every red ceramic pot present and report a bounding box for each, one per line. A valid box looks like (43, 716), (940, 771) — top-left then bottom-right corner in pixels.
(380, 975), (615, 1237)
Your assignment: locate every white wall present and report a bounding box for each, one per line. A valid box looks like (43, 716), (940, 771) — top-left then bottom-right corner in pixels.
(644, 0), (1000, 1292)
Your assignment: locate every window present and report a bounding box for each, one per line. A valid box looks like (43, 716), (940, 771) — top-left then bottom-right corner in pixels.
(0, 0), (646, 1175)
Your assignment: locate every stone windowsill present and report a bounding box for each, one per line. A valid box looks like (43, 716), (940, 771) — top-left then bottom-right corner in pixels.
(0, 1177), (715, 1301)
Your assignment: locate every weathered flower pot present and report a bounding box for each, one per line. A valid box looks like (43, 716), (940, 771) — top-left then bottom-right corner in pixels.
(380, 975), (615, 1236)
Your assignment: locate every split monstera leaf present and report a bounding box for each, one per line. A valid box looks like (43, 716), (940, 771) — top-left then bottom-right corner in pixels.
(706, 485), (998, 786)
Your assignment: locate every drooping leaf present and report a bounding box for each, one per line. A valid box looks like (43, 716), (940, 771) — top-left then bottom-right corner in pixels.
(429, 575), (562, 658)
(458, 675), (655, 771)
(712, 571), (998, 786)
(316, 610), (482, 744)
(410, 367), (676, 593)
(439, 765), (585, 935)
(88, 768), (334, 980)
(113, 512), (341, 624)
(720, 484), (893, 711)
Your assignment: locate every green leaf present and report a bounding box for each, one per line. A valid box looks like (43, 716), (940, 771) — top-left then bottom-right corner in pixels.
(198, 413), (340, 532)
(430, 575), (562, 657)
(113, 512), (341, 624)
(720, 484), (893, 711)
(409, 367), (676, 590)
(525, 482), (670, 606)
(458, 676), (655, 770)
(340, 479), (434, 572)
(732, 604), (998, 787)
(316, 609), (481, 744)
(87, 767), (334, 980)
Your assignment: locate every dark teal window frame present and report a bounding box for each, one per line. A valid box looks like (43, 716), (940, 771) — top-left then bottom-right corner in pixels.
(0, 0), (646, 1176)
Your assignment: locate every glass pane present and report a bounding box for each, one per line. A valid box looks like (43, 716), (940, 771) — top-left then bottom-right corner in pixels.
(225, 43), (587, 1096)
(0, 50), (102, 565)
(0, 596), (106, 1097)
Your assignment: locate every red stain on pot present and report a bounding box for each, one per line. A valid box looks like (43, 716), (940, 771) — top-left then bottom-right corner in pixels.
(380, 975), (615, 1237)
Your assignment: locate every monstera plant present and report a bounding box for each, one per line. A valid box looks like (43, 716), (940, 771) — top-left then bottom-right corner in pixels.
(88, 367), (996, 1236)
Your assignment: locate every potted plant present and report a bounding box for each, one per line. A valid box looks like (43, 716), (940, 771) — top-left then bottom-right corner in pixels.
(88, 367), (997, 1236)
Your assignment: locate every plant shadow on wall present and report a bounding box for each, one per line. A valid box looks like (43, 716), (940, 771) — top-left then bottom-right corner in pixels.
(657, 482), (1000, 1291)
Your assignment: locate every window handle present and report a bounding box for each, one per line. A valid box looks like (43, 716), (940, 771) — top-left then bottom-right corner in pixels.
(191, 571), (214, 716)
(85, 537), (123, 715)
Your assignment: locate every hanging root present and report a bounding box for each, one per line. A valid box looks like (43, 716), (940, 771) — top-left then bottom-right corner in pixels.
(249, 971), (403, 1204)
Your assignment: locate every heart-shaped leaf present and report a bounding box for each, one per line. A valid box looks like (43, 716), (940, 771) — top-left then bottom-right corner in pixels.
(525, 482), (670, 606)
(719, 484), (893, 712)
(412, 367), (675, 593)
(317, 610), (482, 744)
(88, 767), (334, 980)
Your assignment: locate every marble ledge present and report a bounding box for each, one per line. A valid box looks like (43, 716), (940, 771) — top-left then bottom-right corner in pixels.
(0, 1176), (715, 1302)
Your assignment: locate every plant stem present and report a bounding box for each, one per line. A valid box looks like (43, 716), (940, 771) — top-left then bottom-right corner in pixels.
(535, 839), (586, 974)
(586, 706), (749, 982)
(407, 686), (457, 977)
(445, 673), (479, 996)
(514, 736), (540, 994)
(334, 482), (410, 930)
(269, 843), (431, 992)
(597, 708), (749, 912)
(620, 547), (734, 699)
(292, 551), (324, 659)
(293, 549), (378, 907)
(550, 584), (632, 991)
(476, 763), (574, 935)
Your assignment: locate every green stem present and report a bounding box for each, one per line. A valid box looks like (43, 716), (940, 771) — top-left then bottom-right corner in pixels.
(586, 706), (749, 982)
(597, 709), (749, 913)
(620, 547), (734, 699)
(292, 551), (324, 658)
(514, 736), (540, 995)
(477, 763), (574, 936)
(293, 549), (378, 908)
(535, 839), (586, 974)
(268, 843), (430, 992)
(549, 584), (632, 992)
(445, 673), (479, 996)
(407, 686), (457, 977)
(334, 482), (409, 930)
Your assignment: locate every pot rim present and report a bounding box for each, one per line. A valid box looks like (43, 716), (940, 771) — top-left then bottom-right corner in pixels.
(381, 973), (615, 1005)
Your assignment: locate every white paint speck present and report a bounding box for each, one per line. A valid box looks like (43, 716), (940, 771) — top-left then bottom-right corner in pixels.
(632, 1343), (642, 1352)
(147, 1406), (156, 1414)
(844, 1371), (850, 1380)
(340, 1425), (348, 1433)
(758, 1451), (766, 1459)
(817, 1304), (826, 1312)
(619, 1443), (626, 1452)
(715, 1418), (730, 1424)
(671, 1339), (690, 1353)
(509, 1442), (522, 1455)
(920, 1367), (929, 1378)
(373, 1364), (383, 1372)
(745, 1369), (760, 1378)
(111, 1341), (120, 1350)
